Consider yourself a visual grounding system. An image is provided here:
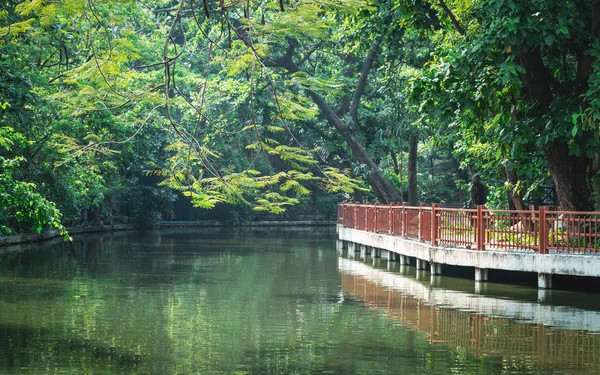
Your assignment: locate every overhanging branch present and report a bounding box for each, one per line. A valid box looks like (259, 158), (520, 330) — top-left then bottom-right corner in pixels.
(349, 40), (380, 131)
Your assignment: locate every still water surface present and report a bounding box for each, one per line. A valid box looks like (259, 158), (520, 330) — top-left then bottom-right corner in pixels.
(1, 229), (600, 374)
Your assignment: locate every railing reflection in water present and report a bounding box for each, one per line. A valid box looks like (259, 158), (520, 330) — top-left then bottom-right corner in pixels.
(340, 268), (600, 372)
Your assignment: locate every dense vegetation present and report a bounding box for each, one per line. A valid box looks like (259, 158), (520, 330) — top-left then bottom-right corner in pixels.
(2, 0), (600, 236)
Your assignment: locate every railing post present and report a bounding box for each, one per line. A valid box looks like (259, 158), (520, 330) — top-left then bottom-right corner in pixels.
(476, 205), (485, 250)
(539, 206), (548, 254)
(343, 202), (348, 227)
(354, 201), (359, 229)
(419, 203), (424, 242)
(402, 202), (407, 237)
(374, 203), (378, 233)
(431, 203), (438, 246)
(389, 202), (393, 235)
(365, 202), (368, 231)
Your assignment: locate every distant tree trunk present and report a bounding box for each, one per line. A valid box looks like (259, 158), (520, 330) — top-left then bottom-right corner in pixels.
(592, 154), (600, 210)
(306, 123), (366, 203)
(408, 132), (418, 205)
(451, 158), (469, 206)
(390, 149), (400, 176)
(470, 175), (486, 207)
(390, 148), (404, 203)
(87, 206), (101, 225)
(504, 166), (526, 210)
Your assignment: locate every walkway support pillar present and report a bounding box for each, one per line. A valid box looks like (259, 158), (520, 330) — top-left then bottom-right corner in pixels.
(416, 259), (427, 270)
(373, 248), (381, 258)
(475, 268), (488, 282)
(538, 273), (553, 289)
(347, 242), (357, 253)
(431, 262), (442, 275)
(399, 255), (409, 265)
(537, 289), (550, 302)
(389, 252), (399, 262)
(430, 275), (442, 286)
(336, 240), (345, 255)
(359, 244), (370, 259)
(474, 281), (487, 294)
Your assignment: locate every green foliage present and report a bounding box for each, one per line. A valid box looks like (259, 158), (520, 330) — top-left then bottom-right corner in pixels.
(0, 128), (69, 239)
(10, 0), (597, 232)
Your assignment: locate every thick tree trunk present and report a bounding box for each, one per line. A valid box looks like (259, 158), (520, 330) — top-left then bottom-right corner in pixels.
(519, 47), (592, 211)
(408, 132), (418, 205)
(592, 154), (600, 210)
(545, 141), (590, 211)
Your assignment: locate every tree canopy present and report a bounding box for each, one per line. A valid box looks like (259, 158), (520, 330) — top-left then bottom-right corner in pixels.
(2, 0), (600, 236)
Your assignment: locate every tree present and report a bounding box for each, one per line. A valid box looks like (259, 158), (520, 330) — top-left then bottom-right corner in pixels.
(411, 0), (600, 211)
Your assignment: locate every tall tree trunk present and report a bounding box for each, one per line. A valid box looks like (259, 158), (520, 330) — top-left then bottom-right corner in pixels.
(408, 132), (418, 205)
(519, 47), (592, 211)
(592, 154), (600, 210)
(390, 149), (400, 176)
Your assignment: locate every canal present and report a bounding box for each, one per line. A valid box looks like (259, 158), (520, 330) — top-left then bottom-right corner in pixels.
(1, 229), (599, 374)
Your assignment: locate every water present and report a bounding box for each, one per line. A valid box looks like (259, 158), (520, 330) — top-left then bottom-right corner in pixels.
(1, 229), (600, 374)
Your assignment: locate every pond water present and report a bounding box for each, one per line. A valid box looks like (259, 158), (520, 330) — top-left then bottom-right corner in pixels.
(1, 229), (600, 374)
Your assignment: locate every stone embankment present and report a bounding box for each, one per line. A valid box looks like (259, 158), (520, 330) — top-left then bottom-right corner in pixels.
(0, 220), (336, 248)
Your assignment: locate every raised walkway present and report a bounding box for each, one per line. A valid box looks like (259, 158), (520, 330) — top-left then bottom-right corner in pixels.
(337, 203), (600, 289)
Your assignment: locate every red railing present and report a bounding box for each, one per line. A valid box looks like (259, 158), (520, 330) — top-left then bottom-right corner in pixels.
(338, 202), (600, 255)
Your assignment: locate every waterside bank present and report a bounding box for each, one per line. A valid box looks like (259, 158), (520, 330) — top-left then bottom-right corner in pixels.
(0, 220), (336, 248)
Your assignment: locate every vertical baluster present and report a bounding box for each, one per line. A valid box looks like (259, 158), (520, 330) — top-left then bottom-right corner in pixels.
(374, 203), (378, 233)
(419, 203), (423, 242)
(538, 206), (548, 254)
(476, 205), (484, 250)
(431, 204), (438, 246)
(402, 202), (407, 237)
(391, 203), (394, 235)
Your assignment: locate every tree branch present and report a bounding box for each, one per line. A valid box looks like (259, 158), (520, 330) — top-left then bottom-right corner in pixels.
(438, 0), (465, 35)
(349, 40), (380, 131)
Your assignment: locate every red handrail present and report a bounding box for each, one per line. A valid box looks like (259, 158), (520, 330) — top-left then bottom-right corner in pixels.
(338, 202), (600, 254)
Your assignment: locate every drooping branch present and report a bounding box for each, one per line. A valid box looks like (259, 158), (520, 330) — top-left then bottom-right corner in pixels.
(264, 39), (402, 202)
(349, 40), (380, 131)
(438, 0), (465, 35)
(306, 90), (401, 203)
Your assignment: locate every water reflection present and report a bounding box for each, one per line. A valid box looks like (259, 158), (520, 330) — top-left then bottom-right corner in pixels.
(339, 256), (600, 373)
(2, 229), (599, 374)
